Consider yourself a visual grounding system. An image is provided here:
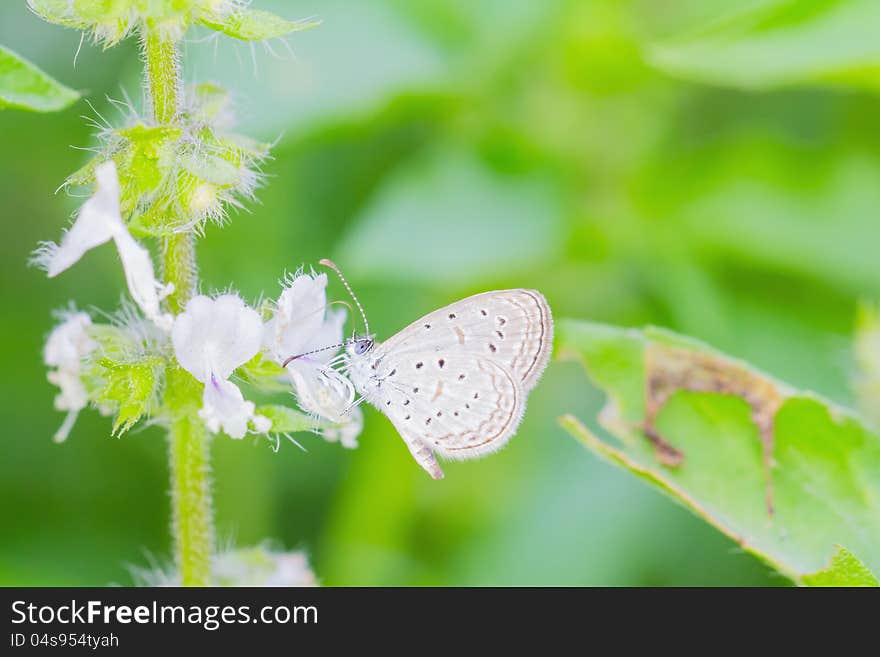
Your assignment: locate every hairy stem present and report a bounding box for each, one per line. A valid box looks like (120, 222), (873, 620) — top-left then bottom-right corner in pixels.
(143, 28), (213, 586)
(144, 31), (179, 125)
(167, 369), (212, 586)
(162, 231), (197, 315)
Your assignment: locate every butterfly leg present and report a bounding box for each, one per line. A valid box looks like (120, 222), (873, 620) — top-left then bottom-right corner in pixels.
(404, 436), (444, 480)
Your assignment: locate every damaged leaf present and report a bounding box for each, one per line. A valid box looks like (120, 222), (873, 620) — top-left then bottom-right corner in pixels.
(558, 319), (880, 583)
(645, 342), (786, 515)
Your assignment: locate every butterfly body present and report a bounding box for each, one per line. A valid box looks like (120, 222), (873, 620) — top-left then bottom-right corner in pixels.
(344, 289), (552, 479)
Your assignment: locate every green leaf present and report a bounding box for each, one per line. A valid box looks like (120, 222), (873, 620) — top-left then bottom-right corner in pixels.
(647, 0), (880, 91)
(0, 44), (79, 112)
(558, 319), (880, 581)
(80, 324), (165, 436)
(802, 546), (879, 587)
(85, 356), (164, 436)
(255, 405), (316, 434)
(197, 8), (319, 41)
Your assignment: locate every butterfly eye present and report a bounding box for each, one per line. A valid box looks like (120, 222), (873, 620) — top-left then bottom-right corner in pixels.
(354, 339), (373, 355)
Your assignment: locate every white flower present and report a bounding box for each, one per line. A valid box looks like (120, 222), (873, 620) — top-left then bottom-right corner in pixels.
(214, 547), (317, 587)
(172, 294), (269, 439)
(33, 162), (173, 330)
(263, 551), (317, 587)
(264, 271), (362, 445)
(263, 272), (346, 363)
(44, 311), (95, 443)
(113, 230), (173, 331)
(200, 376), (260, 439)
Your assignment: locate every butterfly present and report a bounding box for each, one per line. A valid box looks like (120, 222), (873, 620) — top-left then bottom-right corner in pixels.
(306, 261), (553, 479)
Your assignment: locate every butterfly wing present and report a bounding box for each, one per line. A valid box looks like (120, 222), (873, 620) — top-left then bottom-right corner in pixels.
(378, 289), (553, 392)
(374, 351), (524, 479)
(355, 290), (551, 478)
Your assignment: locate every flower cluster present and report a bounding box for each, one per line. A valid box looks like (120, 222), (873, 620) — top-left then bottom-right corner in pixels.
(37, 164), (362, 448)
(61, 84), (270, 239)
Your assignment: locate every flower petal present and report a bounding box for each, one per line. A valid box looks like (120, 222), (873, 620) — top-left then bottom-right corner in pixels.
(53, 410), (80, 444)
(199, 376), (258, 439)
(113, 230), (173, 330)
(299, 306), (347, 366)
(34, 161), (123, 277)
(172, 294), (263, 383)
(212, 547), (318, 587)
(265, 272), (331, 359)
(48, 368), (88, 412)
(44, 310), (96, 443)
(43, 311), (93, 369)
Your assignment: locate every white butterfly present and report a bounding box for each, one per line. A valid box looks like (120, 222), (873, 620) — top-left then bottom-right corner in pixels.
(310, 261), (553, 479)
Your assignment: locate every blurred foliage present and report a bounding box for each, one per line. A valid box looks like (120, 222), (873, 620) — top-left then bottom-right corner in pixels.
(649, 0), (880, 91)
(854, 301), (880, 426)
(2, 0), (878, 585)
(0, 43), (79, 111)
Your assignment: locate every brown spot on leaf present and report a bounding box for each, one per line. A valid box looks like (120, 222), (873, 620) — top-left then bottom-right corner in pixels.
(644, 343), (784, 517)
(644, 426), (685, 467)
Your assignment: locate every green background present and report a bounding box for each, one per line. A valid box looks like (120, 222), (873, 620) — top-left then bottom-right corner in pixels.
(1, 0), (872, 586)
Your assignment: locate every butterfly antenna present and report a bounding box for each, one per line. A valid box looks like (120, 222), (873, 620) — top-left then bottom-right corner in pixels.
(320, 258), (369, 336)
(282, 341), (350, 368)
(278, 294), (356, 367)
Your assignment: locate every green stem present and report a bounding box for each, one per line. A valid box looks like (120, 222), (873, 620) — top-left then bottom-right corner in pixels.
(143, 28), (213, 586)
(167, 369), (212, 586)
(162, 231), (197, 315)
(143, 31), (179, 125)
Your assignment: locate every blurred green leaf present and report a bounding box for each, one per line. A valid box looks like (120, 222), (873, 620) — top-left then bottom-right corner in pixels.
(676, 156), (880, 296)
(802, 545), (879, 586)
(198, 8), (319, 41)
(186, 1), (448, 137)
(558, 319), (880, 582)
(335, 147), (564, 285)
(854, 301), (880, 427)
(0, 44), (79, 112)
(648, 0), (880, 90)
